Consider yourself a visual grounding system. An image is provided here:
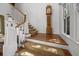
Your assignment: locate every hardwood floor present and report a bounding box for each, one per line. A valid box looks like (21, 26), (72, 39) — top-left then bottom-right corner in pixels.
(28, 33), (68, 45)
(0, 42), (3, 56)
(17, 42), (71, 56)
(16, 33), (71, 56)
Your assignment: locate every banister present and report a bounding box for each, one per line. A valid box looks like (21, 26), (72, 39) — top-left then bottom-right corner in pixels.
(16, 15), (26, 28)
(8, 3), (26, 28)
(9, 3), (25, 16)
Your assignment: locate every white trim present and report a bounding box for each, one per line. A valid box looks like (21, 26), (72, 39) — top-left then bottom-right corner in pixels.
(63, 4), (70, 37)
(62, 32), (79, 45)
(26, 39), (68, 50)
(70, 40), (79, 45)
(62, 33), (70, 39)
(76, 42), (79, 44)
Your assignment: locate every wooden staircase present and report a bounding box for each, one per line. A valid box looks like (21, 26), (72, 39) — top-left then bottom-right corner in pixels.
(28, 23), (38, 36)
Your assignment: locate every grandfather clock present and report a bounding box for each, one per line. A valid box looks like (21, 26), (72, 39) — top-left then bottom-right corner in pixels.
(46, 5), (53, 34)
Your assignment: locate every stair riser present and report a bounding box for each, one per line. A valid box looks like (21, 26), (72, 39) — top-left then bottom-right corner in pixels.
(28, 24), (38, 36)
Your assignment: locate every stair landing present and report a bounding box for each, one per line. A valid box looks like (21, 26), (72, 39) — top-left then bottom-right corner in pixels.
(28, 33), (68, 45)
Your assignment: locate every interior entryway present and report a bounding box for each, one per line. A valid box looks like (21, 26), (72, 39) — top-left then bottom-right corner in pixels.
(0, 3), (79, 56)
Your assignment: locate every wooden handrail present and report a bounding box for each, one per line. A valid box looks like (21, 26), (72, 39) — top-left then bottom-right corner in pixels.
(9, 3), (26, 28)
(16, 15), (26, 28)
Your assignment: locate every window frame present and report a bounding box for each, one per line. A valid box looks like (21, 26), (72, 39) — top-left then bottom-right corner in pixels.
(63, 4), (70, 36)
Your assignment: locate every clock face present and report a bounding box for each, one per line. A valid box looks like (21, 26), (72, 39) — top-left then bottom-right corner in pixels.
(47, 8), (51, 13)
(46, 5), (52, 14)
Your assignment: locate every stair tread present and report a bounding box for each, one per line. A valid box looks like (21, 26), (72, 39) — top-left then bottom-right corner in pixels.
(28, 24), (38, 36)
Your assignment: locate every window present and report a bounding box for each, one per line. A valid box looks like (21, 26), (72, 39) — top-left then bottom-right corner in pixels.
(63, 4), (70, 35)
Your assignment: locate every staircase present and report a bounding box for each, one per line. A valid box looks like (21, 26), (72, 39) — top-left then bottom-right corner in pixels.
(28, 23), (38, 36)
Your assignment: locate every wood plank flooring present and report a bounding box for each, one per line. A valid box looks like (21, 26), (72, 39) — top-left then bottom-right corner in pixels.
(0, 42), (3, 56)
(17, 33), (71, 56)
(17, 42), (71, 56)
(28, 33), (68, 45)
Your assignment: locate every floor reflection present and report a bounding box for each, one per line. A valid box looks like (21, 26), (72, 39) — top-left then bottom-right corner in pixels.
(32, 45), (41, 49)
(17, 42), (71, 56)
(21, 51), (34, 56)
(28, 33), (68, 45)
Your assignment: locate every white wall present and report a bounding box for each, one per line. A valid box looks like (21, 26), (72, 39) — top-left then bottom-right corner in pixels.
(15, 3), (59, 34)
(59, 4), (79, 56)
(0, 3), (12, 15)
(76, 3), (79, 42)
